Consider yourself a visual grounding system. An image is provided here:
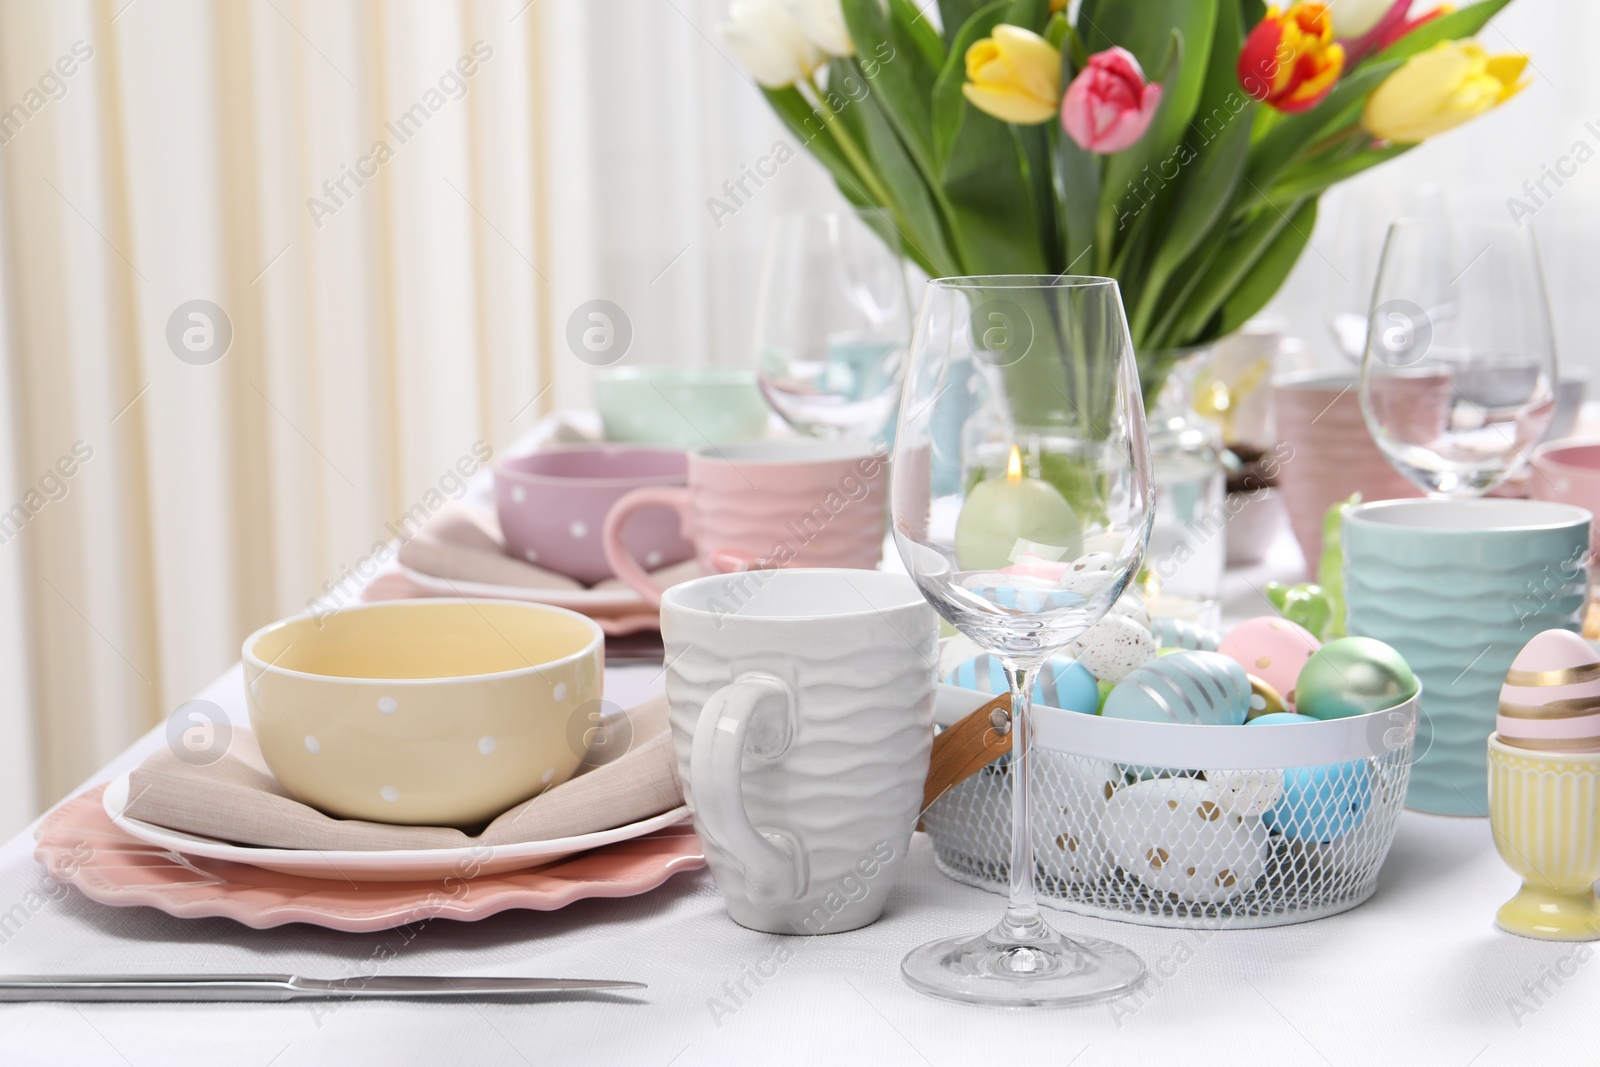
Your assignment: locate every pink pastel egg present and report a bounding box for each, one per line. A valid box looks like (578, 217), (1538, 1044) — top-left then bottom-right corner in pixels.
(1218, 616), (1322, 708)
(1497, 628), (1600, 753)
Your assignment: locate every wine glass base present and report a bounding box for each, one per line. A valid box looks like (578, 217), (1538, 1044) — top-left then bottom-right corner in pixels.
(900, 923), (1146, 1008)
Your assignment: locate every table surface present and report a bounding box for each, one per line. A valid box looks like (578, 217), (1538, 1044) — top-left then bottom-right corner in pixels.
(3, 522), (1597, 1064)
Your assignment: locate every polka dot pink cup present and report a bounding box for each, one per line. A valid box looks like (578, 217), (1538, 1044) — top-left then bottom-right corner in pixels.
(493, 445), (694, 586)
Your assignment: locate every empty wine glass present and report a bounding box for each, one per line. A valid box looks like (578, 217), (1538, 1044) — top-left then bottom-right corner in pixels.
(754, 209), (911, 440)
(1323, 184), (1448, 362)
(1360, 219), (1557, 497)
(892, 275), (1153, 1006)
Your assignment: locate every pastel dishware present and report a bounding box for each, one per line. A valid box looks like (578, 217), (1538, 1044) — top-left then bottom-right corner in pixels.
(494, 445), (693, 586)
(603, 439), (889, 606)
(659, 569), (937, 934)
(1532, 438), (1600, 552)
(37, 787), (704, 933)
(1497, 628), (1600, 752)
(242, 599), (603, 826)
(1273, 370), (1431, 571)
(594, 366), (770, 448)
(1343, 498), (1590, 815)
(1487, 736), (1600, 940)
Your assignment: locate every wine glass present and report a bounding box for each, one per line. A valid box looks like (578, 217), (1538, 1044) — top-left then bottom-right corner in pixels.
(1359, 219), (1557, 497)
(754, 208), (911, 440)
(892, 275), (1153, 1006)
(1322, 184), (1448, 362)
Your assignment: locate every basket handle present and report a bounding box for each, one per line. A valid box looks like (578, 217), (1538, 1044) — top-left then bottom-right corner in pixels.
(921, 687), (1014, 816)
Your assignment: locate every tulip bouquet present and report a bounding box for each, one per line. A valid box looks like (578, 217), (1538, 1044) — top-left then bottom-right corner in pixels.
(723, 0), (1528, 397)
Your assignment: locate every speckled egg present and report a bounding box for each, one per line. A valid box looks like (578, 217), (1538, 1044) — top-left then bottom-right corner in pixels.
(1033, 757), (1118, 885)
(945, 652), (1100, 714)
(1218, 616), (1322, 707)
(1069, 614), (1158, 683)
(1150, 617), (1223, 651)
(1294, 637), (1417, 721)
(1497, 628), (1600, 753)
(1203, 770), (1286, 818)
(1103, 778), (1269, 903)
(1102, 651), (1251, 725)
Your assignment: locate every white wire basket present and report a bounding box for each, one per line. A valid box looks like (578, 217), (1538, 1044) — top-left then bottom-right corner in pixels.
(923, 686), (1420, 929)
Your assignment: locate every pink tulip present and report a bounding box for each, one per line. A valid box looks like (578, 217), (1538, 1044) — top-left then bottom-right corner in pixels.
(1061, 46), (1162, 154)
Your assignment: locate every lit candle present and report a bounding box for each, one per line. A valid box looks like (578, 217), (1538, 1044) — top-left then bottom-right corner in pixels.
(954, 445), (1082, 571)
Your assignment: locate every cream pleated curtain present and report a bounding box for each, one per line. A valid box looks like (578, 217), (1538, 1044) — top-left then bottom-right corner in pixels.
(0, 0), (841, 825)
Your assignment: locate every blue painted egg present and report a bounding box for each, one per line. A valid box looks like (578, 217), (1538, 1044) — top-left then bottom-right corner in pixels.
(1101, 651), (1251, 725)
(1247, 712), (1318, 726)
(945, 652), (1100, 714)
(1265, 760), (1372, 842)
(1149, 616), (1222, 651)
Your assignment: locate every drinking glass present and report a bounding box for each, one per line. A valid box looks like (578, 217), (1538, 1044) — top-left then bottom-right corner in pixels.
(1322, 184), (1448, 362)
(892, 275), (1153, 1006)
(754, 209), (911, 440)
(1360, 219), (1557, 497)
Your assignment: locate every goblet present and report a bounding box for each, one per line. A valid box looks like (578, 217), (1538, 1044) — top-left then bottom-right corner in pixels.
(892, 275), (1153, 1006)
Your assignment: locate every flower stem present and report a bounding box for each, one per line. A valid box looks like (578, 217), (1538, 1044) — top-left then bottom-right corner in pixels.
(800, 75), (895, 210)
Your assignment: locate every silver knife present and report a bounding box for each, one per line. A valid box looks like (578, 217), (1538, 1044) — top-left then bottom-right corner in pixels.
(0, 974), (645, 1002)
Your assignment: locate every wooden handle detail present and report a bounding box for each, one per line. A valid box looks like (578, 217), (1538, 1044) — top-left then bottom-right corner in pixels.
(921, 692), (1013, 819)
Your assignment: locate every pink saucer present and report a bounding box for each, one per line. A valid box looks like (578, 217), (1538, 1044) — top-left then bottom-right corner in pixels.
(36, 787), (706, 932)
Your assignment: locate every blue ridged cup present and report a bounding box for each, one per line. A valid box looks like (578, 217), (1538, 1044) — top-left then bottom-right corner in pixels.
(1343, 499), (1590, 816)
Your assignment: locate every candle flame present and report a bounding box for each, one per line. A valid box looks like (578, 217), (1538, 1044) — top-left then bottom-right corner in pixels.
(1006, 445), (1022, 482)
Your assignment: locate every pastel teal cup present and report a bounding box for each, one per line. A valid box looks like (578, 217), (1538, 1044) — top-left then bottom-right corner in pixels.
(595, 367), (769, 448)
(1344, 499), (1590, 817)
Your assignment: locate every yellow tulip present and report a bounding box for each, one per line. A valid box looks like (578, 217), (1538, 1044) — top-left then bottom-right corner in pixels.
(963, 25), (1061, 125)
(1363, 40), (1529, 143)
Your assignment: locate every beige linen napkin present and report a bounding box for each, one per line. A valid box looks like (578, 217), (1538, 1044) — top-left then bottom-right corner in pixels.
(122, 695), (683, 851)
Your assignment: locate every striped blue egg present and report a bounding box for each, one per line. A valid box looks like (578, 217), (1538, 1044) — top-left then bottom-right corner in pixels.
(1102, 651), (1251, 725)
(945, 653), (1100, 714)
(1149, 616), (1223, 652)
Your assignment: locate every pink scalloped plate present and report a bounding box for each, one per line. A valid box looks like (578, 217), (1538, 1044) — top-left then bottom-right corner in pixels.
(35, 787), (706, 932)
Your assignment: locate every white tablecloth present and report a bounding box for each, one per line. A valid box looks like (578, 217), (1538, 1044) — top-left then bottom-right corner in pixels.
(2, 514), (1596, 1063)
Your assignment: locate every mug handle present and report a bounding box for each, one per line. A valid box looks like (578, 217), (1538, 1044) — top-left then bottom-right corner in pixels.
(601, 486), (694, 607)
(689, 671), (806, 906)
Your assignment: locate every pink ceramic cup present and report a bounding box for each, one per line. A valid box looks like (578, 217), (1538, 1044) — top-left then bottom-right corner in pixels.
(1532, 438), (1600, 552)
(494, 446), (695, 586)
(1273, 370), (1432, 571)
(602, 440), (889, 605)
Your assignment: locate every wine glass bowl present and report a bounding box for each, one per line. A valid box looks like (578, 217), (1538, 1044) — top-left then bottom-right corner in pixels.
(892, 275), (1153, 1006)
(1360, 219), (1557, 497)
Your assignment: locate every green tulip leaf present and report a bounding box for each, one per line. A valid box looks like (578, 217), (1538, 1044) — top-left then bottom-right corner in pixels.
(930, 0), (1008, 164)
(1367, 0), (1517, 67)
(938, 0), (990, 50)
(1219, 197), (1316, 336)
(854, 81), (962, 274)
(890, 0), (947, 73)
(1243, 59), (1400, 194)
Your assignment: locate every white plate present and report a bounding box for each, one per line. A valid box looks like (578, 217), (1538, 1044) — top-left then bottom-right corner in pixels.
(398, 566), (648, 613)
(102, 774), (691, 882)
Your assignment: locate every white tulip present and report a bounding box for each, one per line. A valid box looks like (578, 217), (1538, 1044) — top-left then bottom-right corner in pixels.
(783, 0), (854, 57)
(1329, 0), (1406, 40)
(721, 0), (823, 89)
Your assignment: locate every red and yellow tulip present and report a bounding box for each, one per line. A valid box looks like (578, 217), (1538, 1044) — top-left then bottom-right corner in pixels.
(1237, 3), (1346, 114)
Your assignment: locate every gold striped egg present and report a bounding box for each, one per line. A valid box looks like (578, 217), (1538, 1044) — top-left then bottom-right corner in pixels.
(1498, 629), (1600, 753)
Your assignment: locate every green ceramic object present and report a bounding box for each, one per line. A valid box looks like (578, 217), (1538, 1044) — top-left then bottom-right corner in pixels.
(1264, 582), (1334, 640)
(1295, 637), (1418, 721)
(1317, 493), (1360, 638)
(594, 367), (769, 447)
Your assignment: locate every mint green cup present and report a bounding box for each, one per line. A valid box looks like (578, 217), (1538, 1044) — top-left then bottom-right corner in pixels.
(595, 367), (769, 448)
(1343, 499), (1590, 816)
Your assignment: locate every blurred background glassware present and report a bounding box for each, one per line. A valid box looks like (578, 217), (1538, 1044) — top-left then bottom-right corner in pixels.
(1322, 184), (1449, 363)
(594, 367), (769, 447)
(892, 275), (1153, 1007)
(754, 209), (911, 441)
(1140, 348), (1224, 626)
(1360, 219), (1558, 497)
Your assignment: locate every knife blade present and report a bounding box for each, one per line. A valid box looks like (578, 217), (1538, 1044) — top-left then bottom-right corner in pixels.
(0, 974), (645, 1002)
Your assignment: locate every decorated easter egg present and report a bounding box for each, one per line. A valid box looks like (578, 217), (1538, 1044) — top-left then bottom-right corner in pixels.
(1150, 616), (1222, 651)
(1244, 675), (1288, 721)
(1497, 628), (1600, 752)
(1247, 711), (1317, 726)
(1103, 778), (1269, 903)
(1265, 759), (1372, 842)
(1069, 614), (1158, 683)
(961, 575), (1085, 614)
(1102, 651), (1251, 725)
(945, 652), (1100, 714)
(1295, 637), (1417, 721)
(1218, 616), (1321, 707)
(1033, 757), (1118, 886)
(1203, 770), (1286, 818)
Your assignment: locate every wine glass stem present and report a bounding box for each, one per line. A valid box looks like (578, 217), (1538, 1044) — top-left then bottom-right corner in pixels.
(1001, 662), (1046, 942)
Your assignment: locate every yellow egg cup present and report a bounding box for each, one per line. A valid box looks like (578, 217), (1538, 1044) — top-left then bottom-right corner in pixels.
(1487, 736), (1600, 941)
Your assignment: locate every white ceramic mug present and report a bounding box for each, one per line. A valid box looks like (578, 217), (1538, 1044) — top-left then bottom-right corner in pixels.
(659, 569), (937, 934)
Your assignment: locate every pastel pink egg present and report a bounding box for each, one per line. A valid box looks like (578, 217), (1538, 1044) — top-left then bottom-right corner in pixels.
(1218, 616), (1322, 708)
(1497, 628), (1600, 753)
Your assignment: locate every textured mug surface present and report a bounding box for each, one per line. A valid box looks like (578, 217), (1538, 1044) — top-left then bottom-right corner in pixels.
(660, 569), (936, 934)
(1487, 736), (1600, 940)
(1344, 500), (1590, 816)
(243, 599), (603, 826)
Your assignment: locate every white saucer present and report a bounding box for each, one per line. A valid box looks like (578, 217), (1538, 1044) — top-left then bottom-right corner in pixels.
(102, 774), (691, 882)
(397, 566), (648, 614)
